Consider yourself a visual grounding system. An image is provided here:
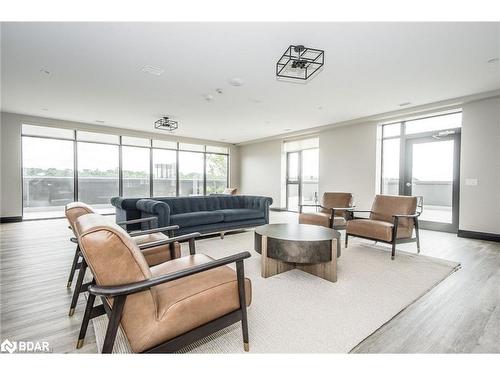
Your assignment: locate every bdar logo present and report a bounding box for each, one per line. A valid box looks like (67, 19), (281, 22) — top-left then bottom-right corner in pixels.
(1, 339), (17, 353)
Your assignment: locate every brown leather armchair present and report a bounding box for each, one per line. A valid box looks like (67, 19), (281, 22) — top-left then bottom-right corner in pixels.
(345, 195), (422, 260)
(74, 214), (252, 353)
(65, 202), (181, 316)
(299, 192), (353, 230)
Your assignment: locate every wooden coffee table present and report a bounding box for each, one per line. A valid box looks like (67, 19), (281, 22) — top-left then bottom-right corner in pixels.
(254, 223), (340, 283)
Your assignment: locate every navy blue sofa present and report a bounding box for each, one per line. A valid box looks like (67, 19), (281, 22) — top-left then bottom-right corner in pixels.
(111, 195), (273, 236)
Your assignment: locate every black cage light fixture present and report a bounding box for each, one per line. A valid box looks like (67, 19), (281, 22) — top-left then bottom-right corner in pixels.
(154, 116), (178, 131)
(276, 45), (324, 80)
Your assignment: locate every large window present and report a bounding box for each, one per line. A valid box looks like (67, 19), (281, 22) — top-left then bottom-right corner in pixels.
(152, 149), (177, 196)
(22, 137), (75, 219)
(21, 124), (230, 219)
(178, 151), (204, 196)
(122, 146), (151, 197)
(206, 153), (229, 194)
(77, 142), (119, 213)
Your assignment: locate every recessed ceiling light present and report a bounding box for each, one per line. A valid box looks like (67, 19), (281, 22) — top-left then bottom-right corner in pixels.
(216, 88), (223, 94)
(399, 102), (411, 107)
(487, 57), (499, 64)
(317, 106), (323, 110)
(228, 77), (244, 86)
(141, 65), (164, 76)
(204, 94), (214, 102)
(95, 120), (105, 124)
(40, 69), (50, 75)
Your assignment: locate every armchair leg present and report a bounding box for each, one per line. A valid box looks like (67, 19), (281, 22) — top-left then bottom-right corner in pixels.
(66, 245), (80, 288)
(391, 241), (396, 260)
(77, 291), (96, 349)
(69, 259), (87, 316)
(67, 245), (81, 288)
(236, 260), (249, 352)
(102, 295), (127, 354)
(345, 234), (349, 248)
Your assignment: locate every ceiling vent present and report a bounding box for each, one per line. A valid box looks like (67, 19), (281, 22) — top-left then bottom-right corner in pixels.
(276, 45), (324, 80)
(141, 65), (165, 76)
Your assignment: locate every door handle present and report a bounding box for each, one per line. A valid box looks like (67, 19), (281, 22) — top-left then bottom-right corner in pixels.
(405, 182), (412, 187)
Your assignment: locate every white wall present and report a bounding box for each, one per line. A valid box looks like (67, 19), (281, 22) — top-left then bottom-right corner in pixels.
(239, 140), (283, 207)
(318, 122), (378, 210)
(0, 111), (237, 218)
(459, 97), (500, 234)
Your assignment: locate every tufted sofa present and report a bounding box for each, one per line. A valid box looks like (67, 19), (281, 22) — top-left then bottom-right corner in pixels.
(111, 195), (273, 236)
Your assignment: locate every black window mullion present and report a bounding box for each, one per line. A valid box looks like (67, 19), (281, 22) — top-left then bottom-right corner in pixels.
(118, 136), (123, 196)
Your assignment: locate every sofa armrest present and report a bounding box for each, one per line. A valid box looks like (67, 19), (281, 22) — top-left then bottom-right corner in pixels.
(136, 199), (171, 228)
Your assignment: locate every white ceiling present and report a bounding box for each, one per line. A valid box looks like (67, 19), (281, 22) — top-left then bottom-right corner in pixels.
(1, 22), (499, 144)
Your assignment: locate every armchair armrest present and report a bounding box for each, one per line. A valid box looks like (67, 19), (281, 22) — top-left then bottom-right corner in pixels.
(88, 251), (252, 297)
(129, 225), (179, 237)
(138, 232), (201, 250)
(116, 216), (158, 229)
(345, 208), (372, 220)
(392, 213), (421, 218)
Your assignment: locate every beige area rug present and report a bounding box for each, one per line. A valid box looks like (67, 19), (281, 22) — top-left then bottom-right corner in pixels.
(92, 230), (460, 353)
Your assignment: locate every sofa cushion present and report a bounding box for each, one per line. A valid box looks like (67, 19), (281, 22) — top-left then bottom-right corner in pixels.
(220, 208), (264, 222)
(170, 211), (224, 227)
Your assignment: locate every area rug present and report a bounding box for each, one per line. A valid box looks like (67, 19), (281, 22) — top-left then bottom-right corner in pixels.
(92, 231), (460, 353)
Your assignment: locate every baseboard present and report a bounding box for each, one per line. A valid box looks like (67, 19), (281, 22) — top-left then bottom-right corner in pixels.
(270, 207), (288, 212)
(457, 229), (500, 242)
(0, 216), (23, 223)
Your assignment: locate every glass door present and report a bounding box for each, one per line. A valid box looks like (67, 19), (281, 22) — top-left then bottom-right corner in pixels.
(404, 132), (460, 232)
(286, 149), (319, 212)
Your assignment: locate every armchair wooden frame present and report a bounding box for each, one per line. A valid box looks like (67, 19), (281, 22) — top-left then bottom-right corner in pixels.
(76, 233), (251, 353)
(67, 216), (179, 316)
(299, 204), (353, 230)
(345, 205), (422, 260)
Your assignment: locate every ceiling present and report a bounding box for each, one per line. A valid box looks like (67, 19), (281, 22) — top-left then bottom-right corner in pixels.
(1, 22), (499, 144)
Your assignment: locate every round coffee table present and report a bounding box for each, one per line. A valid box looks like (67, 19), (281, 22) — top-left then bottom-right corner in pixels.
(254, 223), (340, 283)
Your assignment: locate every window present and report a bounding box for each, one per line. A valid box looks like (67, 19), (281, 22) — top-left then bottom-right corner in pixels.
(179, 143), (205, 152)
(206, 145), (229, 154)
(77, 131), (119, 144)
(381, 137), (400, 194)
(22, 137), (74, 219)
(285, 137), (319, 212)
(122, 136), (151, 147)
(152, 149), (177, 196)
(178, 151), (204, 196)
(153, 139), (177, 149)
(206, 153), (228, 194)
(22, 124), (74, 139)
(405, 112), (462, 135)
(122, 146), (151, 197)
(20, 124), (230, 218)
(77, 142), (119, 213)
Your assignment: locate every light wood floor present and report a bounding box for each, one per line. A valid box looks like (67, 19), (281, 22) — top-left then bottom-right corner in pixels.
(0, 212), (499, 353)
